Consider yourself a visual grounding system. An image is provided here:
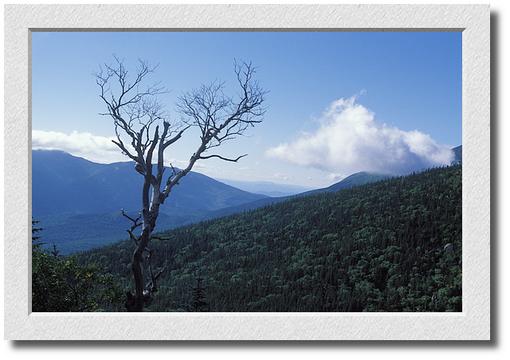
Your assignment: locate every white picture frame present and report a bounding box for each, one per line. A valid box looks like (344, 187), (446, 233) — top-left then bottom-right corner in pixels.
(4, 4), (490, 341)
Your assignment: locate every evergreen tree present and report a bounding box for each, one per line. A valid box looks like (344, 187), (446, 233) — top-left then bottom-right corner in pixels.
(32, 218), (42, 242)
(191, 277), (208, 312)
(32, 220), (123, 311)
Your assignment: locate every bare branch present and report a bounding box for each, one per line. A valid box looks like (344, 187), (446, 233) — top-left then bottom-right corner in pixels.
(121, 210), (142, 245)
(198, 153), (248, 162)
(162, 125), (191, 149)
(97, 57), (265, 311)
(170, 60), (266, 199)
(121, 209), (142, 226)
(144, 250), (166, 296)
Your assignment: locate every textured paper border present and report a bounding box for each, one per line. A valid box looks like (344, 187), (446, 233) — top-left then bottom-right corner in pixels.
(4, 4), (490, 340)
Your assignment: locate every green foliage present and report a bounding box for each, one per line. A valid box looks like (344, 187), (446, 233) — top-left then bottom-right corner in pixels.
(79, 165), (462, 312)
(191, 277), (209, 312)
(32, 223), (123, 312)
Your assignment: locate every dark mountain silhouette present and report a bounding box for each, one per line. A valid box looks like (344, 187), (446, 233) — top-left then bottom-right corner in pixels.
(205, 171), (391, 220)
(306, 172), (391, 195)
(32, 150), (267, 253)
(452, 145), (462, 164)
(33, 150), (266, 217)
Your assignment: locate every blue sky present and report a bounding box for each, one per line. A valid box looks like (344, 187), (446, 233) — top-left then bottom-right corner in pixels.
(32, 31), (461, 187)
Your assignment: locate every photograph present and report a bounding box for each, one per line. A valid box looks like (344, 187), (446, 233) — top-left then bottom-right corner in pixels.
(30, 30), (462, 313)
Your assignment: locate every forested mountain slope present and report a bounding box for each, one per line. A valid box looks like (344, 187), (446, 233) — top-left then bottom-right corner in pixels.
(183, 145), (461, 222)
(79, 165), (462, 312)
(205, 171), (391, 219)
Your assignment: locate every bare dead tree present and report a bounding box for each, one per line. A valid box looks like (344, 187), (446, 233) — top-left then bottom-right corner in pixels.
(96, 57), (265, 311)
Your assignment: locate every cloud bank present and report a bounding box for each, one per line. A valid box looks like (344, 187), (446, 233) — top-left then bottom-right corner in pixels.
(266, 97), (454, 177)
(32, 130), (125, 163)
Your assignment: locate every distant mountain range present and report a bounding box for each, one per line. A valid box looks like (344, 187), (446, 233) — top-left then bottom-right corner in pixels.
(32, 150), (266, 253)
(217, 179), (312, 197)
(33, 150), (266, 216)
(32, 146), (461, 253)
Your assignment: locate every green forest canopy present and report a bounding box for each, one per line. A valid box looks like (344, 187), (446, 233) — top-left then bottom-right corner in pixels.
(73, 165), (462, 312)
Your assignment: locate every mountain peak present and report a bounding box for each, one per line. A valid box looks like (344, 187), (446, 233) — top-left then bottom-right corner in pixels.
(452, 145), (462, 164)
(327, 172), (391, 192)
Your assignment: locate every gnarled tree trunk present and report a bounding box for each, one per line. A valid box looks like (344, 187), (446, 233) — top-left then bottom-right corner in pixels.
(96, 57), (265, 311)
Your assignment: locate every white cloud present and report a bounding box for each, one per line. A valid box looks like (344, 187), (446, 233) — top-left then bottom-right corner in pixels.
(32, 130), (199, 168)
(32, 130), (125, 163)
(266, 97), (454, 176)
